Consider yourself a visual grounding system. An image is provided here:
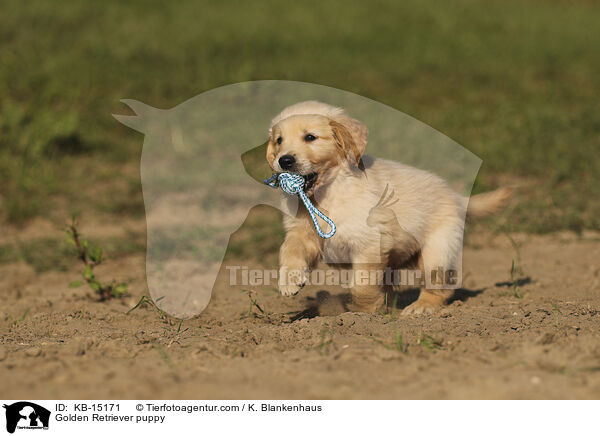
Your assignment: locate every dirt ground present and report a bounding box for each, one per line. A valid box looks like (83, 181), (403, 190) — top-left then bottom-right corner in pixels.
(1, 220), (600, 400)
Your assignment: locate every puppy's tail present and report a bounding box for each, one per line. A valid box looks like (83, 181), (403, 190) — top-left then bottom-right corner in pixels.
(466, 187), (513, 219)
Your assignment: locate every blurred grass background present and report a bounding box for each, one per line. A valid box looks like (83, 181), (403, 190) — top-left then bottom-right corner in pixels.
(1, 0), (599, 241)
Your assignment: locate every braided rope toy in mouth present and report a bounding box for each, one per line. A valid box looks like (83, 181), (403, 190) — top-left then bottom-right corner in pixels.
(264, 172), (336, 239)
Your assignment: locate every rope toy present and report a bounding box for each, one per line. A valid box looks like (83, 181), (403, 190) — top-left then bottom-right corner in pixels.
(264, 172), (336, 239)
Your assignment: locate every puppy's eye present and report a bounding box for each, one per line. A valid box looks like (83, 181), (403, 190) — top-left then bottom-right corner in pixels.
(276, 137), (282, 145)
(304, 134), (317, 142)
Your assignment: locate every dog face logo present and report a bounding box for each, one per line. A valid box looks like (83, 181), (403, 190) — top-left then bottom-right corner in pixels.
(3, 402), (50, 433)
(114, 80), (482, 319)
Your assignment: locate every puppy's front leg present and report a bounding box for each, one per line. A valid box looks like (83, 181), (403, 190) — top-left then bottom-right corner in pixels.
(279, 222), (322, 296)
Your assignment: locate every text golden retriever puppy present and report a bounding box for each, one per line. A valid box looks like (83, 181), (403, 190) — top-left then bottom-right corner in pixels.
(266, 101), (512, 315)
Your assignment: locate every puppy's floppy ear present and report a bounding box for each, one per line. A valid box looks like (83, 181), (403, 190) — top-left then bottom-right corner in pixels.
(265, 128), (277, 169)
(329, 117), (367, 167)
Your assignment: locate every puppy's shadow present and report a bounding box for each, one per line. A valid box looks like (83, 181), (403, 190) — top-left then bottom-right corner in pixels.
(448, 287), (486, 303)
(290, 290), (349, 321)
(494, 277), (532, 288)
(289, 287), (486, 321)
(387, 287), (485, 310)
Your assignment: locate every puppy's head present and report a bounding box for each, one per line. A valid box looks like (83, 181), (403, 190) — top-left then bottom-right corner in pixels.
(266, 102), (367, 194)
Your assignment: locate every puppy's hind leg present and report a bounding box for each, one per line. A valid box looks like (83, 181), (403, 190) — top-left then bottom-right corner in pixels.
(347, 248), (388, 313)
(402, 220), (464, 316)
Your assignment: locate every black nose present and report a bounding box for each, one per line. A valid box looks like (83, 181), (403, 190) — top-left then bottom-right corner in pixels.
(278, 154), (296, 170)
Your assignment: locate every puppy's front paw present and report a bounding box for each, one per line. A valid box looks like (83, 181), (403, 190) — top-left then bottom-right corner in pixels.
(278, 266), (309, 296)
(401, 299), (441, 316)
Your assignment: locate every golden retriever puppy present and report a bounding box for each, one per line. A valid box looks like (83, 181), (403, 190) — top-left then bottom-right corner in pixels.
(266, 101), (512, 315)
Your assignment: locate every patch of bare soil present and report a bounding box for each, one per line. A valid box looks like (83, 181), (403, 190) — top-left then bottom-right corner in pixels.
(1, 228), (600, 399)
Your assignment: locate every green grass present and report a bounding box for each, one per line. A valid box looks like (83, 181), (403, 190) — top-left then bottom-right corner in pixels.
(316, 323), (334, 355)
(1, 0), (599, 234)
(9, 307), (31, 328)
(418, 334), (444, 352)
(370, 330), (408, 354)
(0, 233), (145, 272)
